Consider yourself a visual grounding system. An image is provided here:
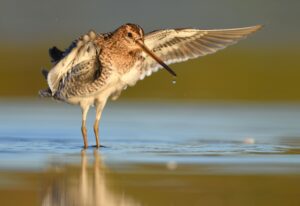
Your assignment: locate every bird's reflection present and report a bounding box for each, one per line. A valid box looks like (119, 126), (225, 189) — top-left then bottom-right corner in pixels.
(42, 149), (139, 206)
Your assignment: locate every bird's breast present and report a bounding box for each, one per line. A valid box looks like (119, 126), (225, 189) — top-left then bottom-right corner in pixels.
(101, 46), (141, 73)
(120, 61), (143, 87)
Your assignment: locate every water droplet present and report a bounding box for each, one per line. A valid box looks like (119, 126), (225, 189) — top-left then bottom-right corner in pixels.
(172, 80), (176, 84)
(166, 161), (178, 170)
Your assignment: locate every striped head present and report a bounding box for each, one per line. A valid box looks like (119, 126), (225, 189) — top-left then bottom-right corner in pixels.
(115, 23), (145, 46)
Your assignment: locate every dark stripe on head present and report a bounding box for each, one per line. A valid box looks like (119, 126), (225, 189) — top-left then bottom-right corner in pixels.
(125, 23), (144, 37)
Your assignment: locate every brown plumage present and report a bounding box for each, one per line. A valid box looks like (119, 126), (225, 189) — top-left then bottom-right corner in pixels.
(39, 23), (262, 148)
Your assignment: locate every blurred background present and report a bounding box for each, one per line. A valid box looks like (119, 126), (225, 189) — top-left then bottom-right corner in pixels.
(1, 1), (300, 206)
(1, 0), (300, 101)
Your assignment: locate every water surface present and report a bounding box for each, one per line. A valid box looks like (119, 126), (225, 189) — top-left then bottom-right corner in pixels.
(0, 100), (300, 205)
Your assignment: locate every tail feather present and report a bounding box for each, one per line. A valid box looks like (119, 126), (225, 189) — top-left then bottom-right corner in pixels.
(41, 68), (48, 79)
(49, 46), (64, 63)
(39, 88), (52, 98)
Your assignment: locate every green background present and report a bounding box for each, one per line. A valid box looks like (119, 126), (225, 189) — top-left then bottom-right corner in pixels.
(1, 0), (299, 101)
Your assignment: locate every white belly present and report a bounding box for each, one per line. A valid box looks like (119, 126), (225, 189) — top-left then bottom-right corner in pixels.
(120, 64), (141, 87)
(66, 61), (142, 107)
(65, 70), (135, 106)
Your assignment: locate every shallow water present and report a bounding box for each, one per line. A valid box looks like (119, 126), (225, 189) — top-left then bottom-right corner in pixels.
(0, 100), (300, 205)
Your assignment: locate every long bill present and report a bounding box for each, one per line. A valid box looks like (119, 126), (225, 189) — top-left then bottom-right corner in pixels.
(136, 40), (177, 77)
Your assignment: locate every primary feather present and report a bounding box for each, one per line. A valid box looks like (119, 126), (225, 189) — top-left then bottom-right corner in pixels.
(47, 30), (99, 94)
(140, 25), (262, 79)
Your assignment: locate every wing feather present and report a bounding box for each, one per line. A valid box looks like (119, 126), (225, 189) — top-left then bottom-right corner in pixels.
(140, 25), (262, 79)
(47, 30), (99, 93)
(55, 57), (101, 99)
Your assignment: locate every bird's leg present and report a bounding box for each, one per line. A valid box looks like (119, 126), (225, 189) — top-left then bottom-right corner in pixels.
(93, 119), (100, 147)
(81, 120), (88, 149)
(81, 105), (90, 149)
(94, 101), (105, 148)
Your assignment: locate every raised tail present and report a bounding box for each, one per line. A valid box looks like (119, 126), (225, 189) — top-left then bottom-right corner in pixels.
(49, 46), (64, 63)
(39, 69), (52, 97)
(39, 88), (52, 98)
(41, 68), (48, 79)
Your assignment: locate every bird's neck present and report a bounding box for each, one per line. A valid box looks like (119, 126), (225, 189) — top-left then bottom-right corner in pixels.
(100, 44), (141, 74)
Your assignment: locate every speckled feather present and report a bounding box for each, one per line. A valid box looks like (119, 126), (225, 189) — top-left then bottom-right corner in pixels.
(47, 25), (146, 102)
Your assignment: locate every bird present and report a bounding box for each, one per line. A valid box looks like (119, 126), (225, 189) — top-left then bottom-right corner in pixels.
(39, 23), (262, 148)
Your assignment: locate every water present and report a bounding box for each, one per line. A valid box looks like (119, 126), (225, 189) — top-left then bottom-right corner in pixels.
(0, 100), (300, 205)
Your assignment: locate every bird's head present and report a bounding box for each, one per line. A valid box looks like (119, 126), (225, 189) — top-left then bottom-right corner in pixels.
(116, 23), (144, 46)
(116, 23), (177, 77)
(126, 23), (144, 41)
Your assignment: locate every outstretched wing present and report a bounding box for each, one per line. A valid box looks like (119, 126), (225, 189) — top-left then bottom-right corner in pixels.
(140, 25), (262, 79)
(47, 30), (100, 94)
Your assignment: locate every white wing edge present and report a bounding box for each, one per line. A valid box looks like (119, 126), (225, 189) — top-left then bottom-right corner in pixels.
(47, 30), (98, 93)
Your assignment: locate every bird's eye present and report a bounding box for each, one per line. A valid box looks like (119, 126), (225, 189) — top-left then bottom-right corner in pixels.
(127, 32), (133, 38)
